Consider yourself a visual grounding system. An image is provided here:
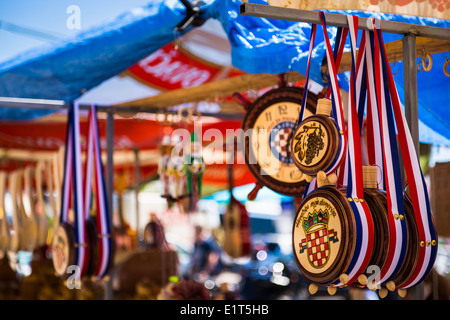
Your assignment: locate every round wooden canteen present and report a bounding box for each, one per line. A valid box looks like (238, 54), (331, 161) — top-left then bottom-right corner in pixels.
(387, 194), (420, 289)
(291, 98), (341, 176)
(292, 186), (356, 285)
(361, 166), (390, 279)
(51, 221), (76, 278)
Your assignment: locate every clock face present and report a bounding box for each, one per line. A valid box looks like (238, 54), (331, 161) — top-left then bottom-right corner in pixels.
(243, 87), (317, 196)
(250, 101), (307, 183)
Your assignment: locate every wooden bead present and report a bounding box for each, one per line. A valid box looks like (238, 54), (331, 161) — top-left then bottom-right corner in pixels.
(398, 289), (407, 298)
(328, 173), (337, 184)
(305, 174), (314, 183)
(308, 283), (318, 295)
(379, 287), (388, 299)
(339, 273), (349, 285)
(327, 286), (337, 296)
(317, 171), (327, 183)
(386, 281), (396, 292)
(358, 274), (368, 286)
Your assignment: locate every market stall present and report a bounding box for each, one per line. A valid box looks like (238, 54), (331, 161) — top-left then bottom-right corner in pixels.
(0, 0), (449, 301)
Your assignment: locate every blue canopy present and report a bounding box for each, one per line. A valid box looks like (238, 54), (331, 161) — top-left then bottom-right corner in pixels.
(0, 0), (449, 144)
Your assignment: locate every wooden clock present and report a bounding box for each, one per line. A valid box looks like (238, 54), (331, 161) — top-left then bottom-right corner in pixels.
(241, 86), (318, 197)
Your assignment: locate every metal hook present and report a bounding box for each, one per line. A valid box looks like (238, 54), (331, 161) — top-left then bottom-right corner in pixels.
(444, 57), (450, 77)
(390, 55), (399, 76)
(444, 46), (450, 78)
(417, 46), (433, 72)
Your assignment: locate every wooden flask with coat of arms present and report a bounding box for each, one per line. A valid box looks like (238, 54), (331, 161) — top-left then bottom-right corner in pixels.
(292, 174), (356, 287)
(293, 165), (421, 296)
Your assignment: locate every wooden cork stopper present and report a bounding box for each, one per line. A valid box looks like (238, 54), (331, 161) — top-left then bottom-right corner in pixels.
(327, 286), (337, 295)
(386, 281), (396, 292)
(398, 289), (407, 298)
(379, 287), (388, 299)
(316, 98), (332, 116)
(317, 171), (337, 187)
(363, 165), (378, 189)
(308, 283), (318, 295)
(339, 273), (349, 285)
(358, 274), (368, 286)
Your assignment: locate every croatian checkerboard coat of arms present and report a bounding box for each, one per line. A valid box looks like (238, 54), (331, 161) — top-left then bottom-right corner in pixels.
(293, 194), (344, 277)
(299, 210), (339, 268)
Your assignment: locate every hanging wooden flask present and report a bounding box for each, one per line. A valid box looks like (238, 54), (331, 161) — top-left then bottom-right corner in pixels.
(360, 166), (390, 286)
(388, 191), (420, 289)
(291, 167), (383, 288)
(52, 218), (76, 278)
(292, 181), (356, 286)
(291, 98), (340, 176)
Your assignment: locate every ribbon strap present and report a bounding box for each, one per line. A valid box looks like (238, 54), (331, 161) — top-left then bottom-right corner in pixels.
(60, 103), (89, 277)
(84, 105), (113, 279)
(367, 19), (409, 285)
(319, 12), (347, 177)
(374, 20), (437, 289)
(299, 19), (348, 197)
(333, 15), (374, 287)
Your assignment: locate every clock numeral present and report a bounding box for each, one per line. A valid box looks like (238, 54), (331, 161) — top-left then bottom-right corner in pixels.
(278, 104), (288, 115)
(265, 111), (272, 122)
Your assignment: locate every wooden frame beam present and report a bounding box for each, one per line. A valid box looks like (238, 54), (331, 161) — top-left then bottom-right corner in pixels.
(113, 37), (450, 114)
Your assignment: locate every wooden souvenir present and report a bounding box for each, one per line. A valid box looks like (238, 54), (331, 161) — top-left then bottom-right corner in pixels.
(361, 166), (390, 280)
(51, 221), (76, 278)
(387, 194), (420, 289)
(8, 171), (21, 253)
(242, 87), (317, 197)
(186, 131), (205, 213)
(17, 168), (39, 251)
(292, 185), (356, 285)
(51, 152), (61, 230)
(223, 197), (251, 258)
(0, 171), (9, 252)
(158, 135), (174, 201)
(223, 148), (251, 258)
(291, 98), (340, 176)
(114, 170), (137, 250)
(35, 161), (50, 247)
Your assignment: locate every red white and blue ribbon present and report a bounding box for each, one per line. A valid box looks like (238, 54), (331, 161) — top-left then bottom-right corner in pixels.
(319, 12), (347, 178)
(60, 103), (89, 277)
(297, 23), (317, 126)
(363, 31), (384, 188)
(84, 105), (113, 279)
(300, 18), (348, 197)
(295, 24), (317, 198)
(367, 19), (409, 285)
(333, 15), (374, 287)
(374, 20), (437, 288)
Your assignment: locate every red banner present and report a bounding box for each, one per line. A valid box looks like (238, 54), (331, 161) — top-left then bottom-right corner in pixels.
(126, 43), (242, 91)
